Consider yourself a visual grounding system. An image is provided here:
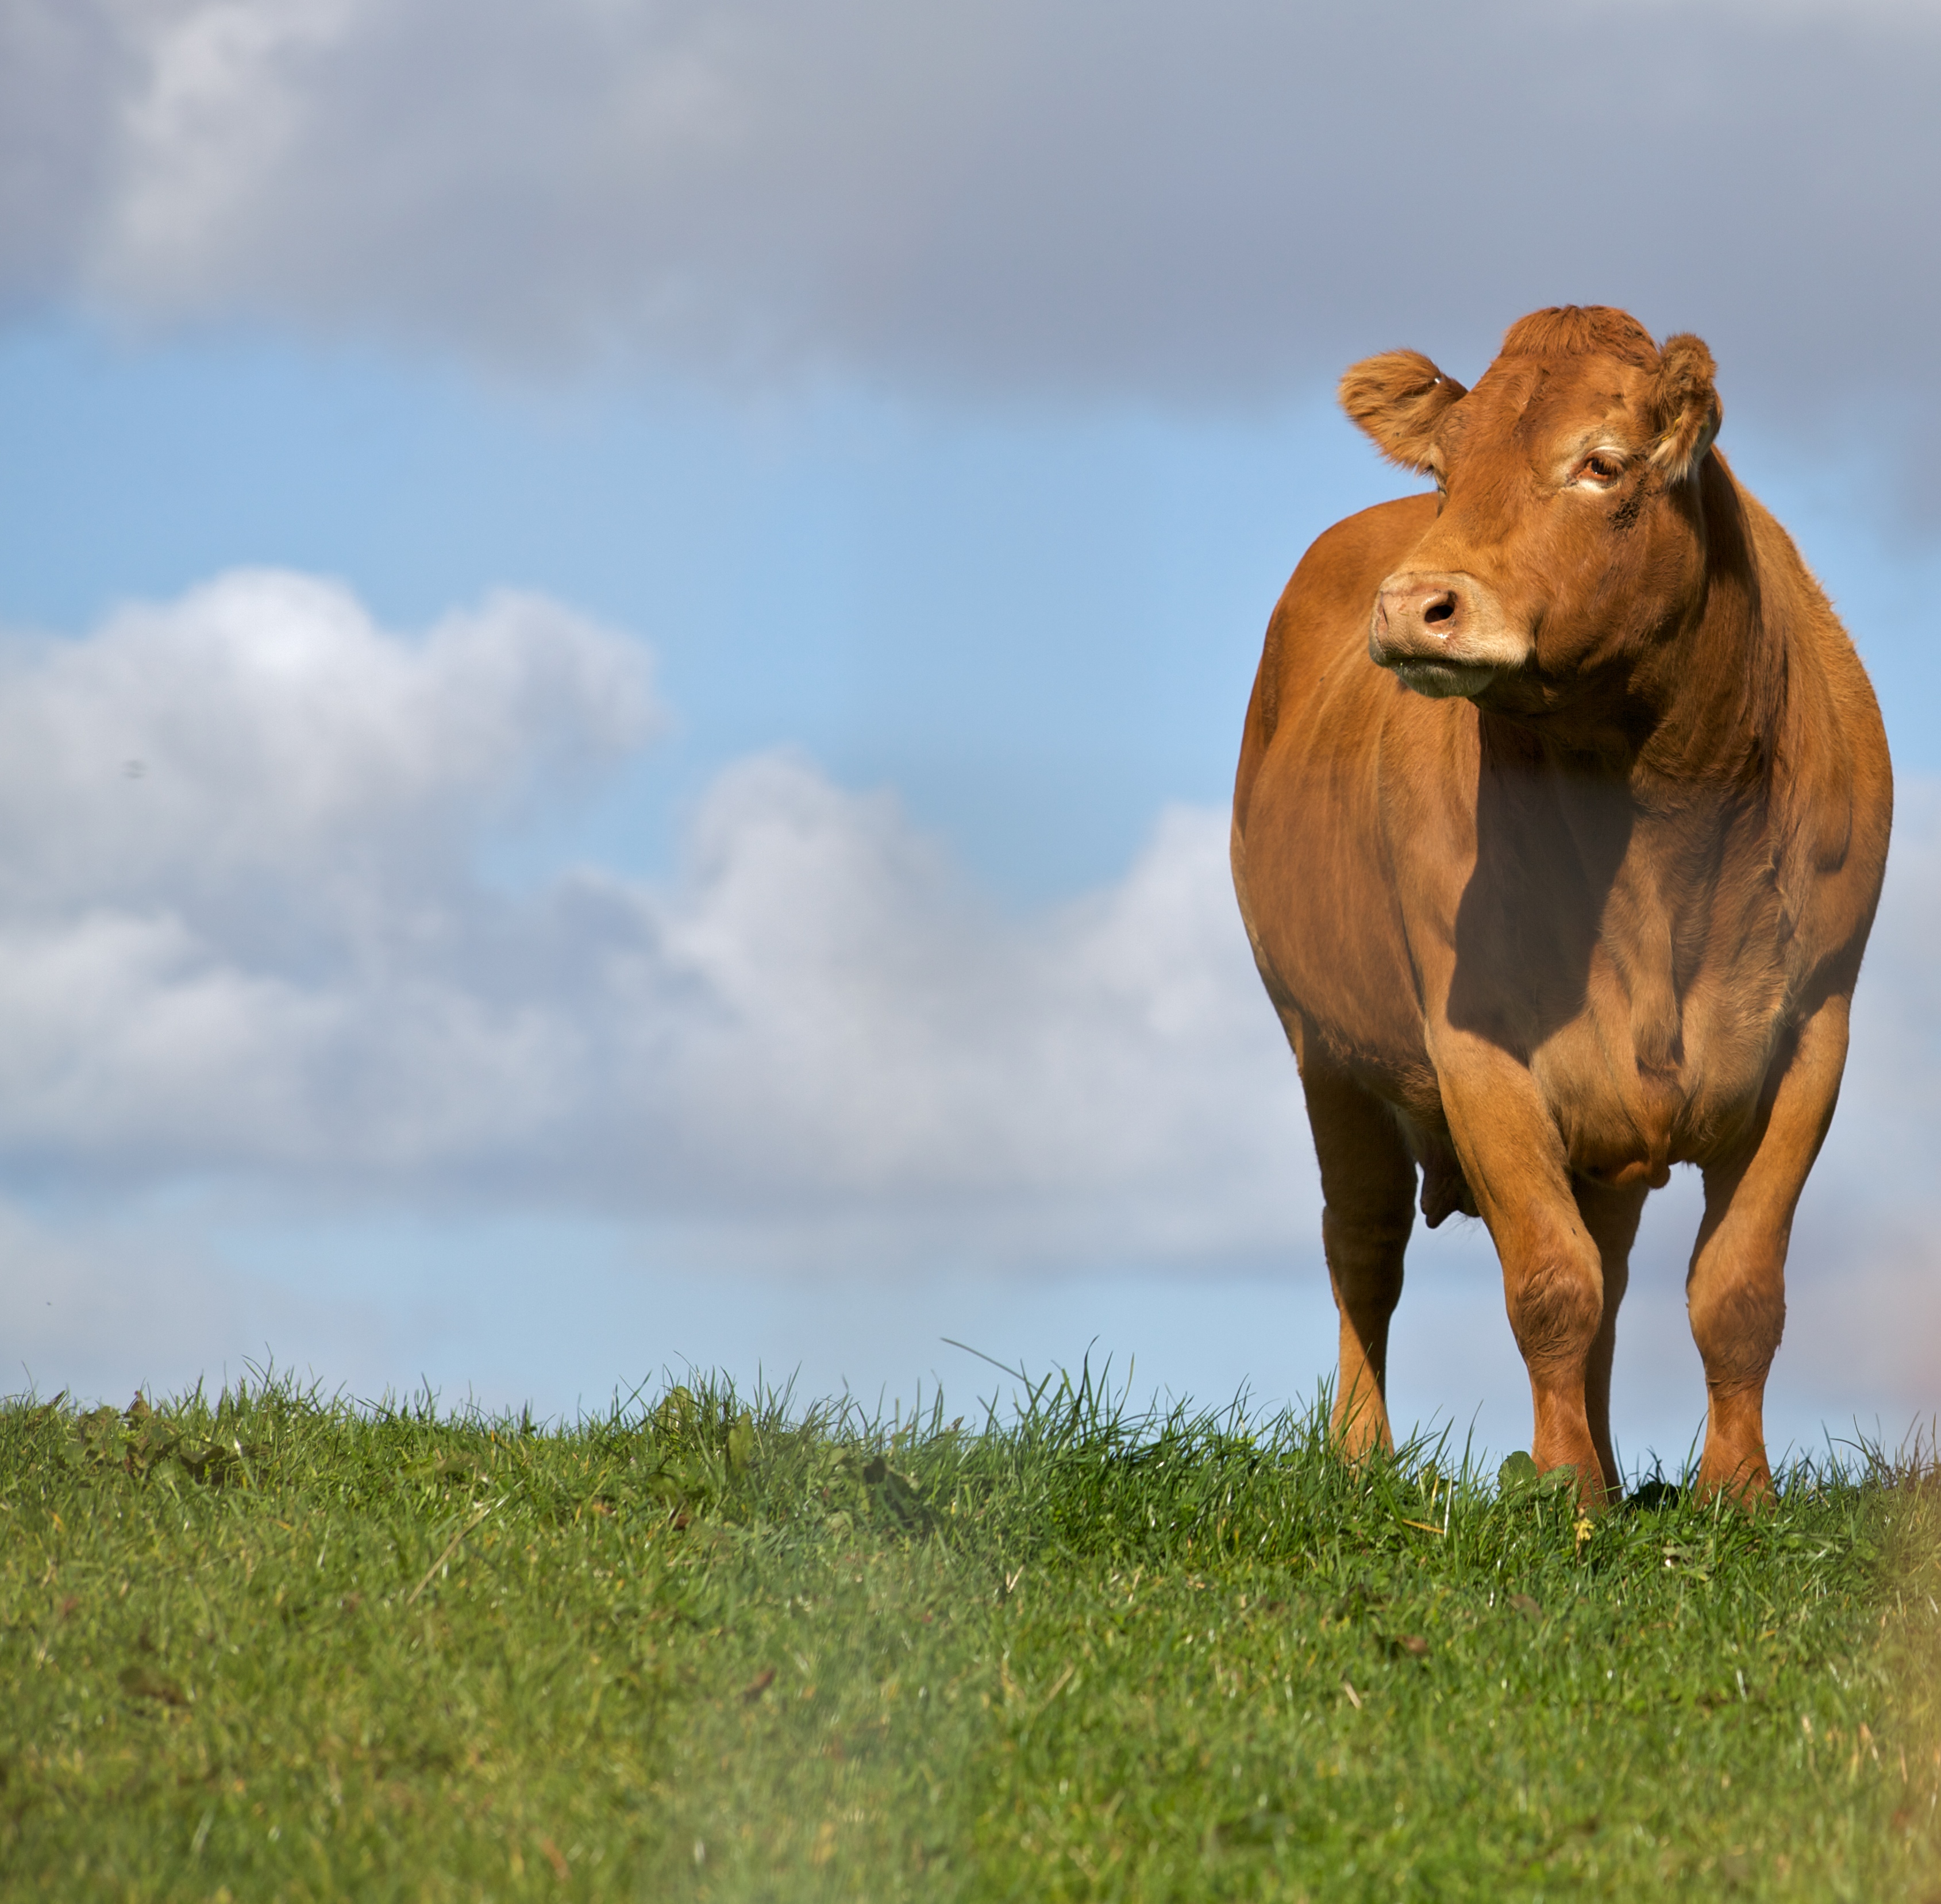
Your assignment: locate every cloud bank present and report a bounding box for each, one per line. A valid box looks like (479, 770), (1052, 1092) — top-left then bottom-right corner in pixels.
(0, 571), (1308, 1269)
(3, 0), (1939, 417)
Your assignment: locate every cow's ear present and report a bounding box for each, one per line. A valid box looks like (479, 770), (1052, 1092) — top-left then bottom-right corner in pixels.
(1338, 350), (1466, 472)
(1651, 334), (1721, 483)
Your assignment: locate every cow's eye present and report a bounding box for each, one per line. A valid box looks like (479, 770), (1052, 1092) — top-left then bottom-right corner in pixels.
(1580, 453), (1623, 486)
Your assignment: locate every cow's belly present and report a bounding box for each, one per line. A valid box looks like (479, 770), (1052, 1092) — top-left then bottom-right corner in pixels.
(1237, 772), (1443, 1118)
(1278, 931), (1445, 1124)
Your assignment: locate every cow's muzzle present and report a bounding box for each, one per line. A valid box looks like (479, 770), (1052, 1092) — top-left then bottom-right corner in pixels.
(1369, 570), (1530, 700)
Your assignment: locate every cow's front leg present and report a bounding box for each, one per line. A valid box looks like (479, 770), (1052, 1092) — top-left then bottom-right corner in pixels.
(1688, 994), (1852, 1501)
(1432, 1029), (1612, 1498)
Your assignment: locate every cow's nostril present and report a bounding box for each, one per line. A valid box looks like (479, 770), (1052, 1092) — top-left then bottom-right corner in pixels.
(1423, 592), (1457, 626)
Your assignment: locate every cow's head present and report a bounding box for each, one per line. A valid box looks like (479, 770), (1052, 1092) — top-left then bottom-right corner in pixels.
(1340, 306), (1722, 722)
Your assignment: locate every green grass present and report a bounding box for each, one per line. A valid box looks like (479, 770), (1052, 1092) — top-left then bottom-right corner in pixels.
(3, 1366), (1939, 1902)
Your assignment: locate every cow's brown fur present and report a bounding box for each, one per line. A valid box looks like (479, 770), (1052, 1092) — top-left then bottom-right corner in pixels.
(1232, 306), (1892, 1503)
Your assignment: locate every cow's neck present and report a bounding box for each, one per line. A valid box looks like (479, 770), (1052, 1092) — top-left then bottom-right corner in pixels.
(1613, 460), (1788, 1074)
(1474, 472), (1785, 1084)
(1481, 462), (1781, 791)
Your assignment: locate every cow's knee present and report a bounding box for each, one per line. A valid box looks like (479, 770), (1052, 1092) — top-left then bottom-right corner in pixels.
(1504, 1251), (1603, 1377)
(1688, 1270), (1785, 1391)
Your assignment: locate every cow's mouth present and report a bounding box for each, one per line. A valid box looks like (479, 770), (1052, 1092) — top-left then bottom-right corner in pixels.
(1389, 657), (1501, 700)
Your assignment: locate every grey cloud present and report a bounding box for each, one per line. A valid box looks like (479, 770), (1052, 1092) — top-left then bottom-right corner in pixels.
(2, 0), (1938, 422)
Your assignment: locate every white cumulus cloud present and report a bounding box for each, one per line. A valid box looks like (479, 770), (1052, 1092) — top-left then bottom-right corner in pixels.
(0, 570), (1309, 1269)
(0, 572), (657, 1171)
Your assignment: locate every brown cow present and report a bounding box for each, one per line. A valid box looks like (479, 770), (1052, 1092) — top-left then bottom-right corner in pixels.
(1231, 306), (1892, 1502)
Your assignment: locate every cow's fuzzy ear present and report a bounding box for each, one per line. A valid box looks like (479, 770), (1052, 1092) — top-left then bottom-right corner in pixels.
(1651, 333), (1721, 482)
(1338, 350), (1466, 472)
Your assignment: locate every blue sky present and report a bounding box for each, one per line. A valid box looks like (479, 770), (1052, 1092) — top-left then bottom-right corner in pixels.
(1, 0), (1938, 1472)
(0, 320), (1365, 897)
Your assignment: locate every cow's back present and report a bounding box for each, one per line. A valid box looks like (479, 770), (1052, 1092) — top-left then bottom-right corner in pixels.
(1232, 492), (1468, 1116)
(1739, 487), (1893, 988)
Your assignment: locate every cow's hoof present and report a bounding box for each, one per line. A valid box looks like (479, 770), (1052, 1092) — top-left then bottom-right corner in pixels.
(1694, 1460), (1775, 1511)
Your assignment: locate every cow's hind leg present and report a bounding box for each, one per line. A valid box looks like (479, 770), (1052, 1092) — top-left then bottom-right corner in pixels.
(1574, 1177), (1646, 1505)
(1299, 1055), (1416, 1460)
(1688, 995), (1853, 1502)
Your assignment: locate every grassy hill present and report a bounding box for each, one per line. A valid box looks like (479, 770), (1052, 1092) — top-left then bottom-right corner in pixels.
(3, 1369), (1937, 1900)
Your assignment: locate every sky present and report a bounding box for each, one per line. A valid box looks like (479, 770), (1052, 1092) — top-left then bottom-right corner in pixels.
(1, 0), (1938, 1473)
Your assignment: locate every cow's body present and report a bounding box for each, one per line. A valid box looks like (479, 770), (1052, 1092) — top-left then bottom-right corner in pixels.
(1231, 307), (1891, 1500)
